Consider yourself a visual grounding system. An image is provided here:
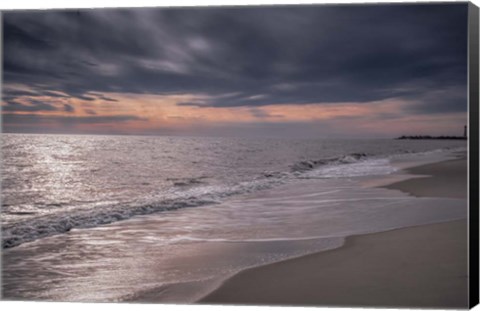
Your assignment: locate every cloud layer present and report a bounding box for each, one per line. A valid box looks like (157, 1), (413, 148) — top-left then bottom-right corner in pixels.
(2, 3), (469, 136)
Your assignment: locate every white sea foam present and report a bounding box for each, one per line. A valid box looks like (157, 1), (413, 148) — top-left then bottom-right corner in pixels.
(302, 158), (397, 178)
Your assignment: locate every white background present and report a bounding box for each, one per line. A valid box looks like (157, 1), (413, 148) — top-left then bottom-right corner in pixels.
(0, 0), (479, 311)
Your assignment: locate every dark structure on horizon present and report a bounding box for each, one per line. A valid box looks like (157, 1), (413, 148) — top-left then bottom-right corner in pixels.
(396, 125), (468, 140)
(396, 135), (467, 140)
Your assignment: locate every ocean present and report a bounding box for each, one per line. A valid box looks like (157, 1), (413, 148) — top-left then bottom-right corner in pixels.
(1, 133), (468, 302)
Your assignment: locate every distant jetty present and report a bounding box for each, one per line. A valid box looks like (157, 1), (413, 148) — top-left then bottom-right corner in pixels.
(396, 125), (467, 140)
(396, 135), (467, 140)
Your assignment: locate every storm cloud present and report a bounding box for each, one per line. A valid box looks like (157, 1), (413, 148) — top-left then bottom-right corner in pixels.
(2, 100), (58, 112)
(2, 113), (146, 125)
(1, 3), (469, 136)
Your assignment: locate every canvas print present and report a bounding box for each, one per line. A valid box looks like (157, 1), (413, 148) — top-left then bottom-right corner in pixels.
(1, 2), (478, 309)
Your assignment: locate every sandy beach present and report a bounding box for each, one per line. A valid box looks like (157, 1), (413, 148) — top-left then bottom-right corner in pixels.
(383, 157), (467, 199)
(200, 158), (468, 308)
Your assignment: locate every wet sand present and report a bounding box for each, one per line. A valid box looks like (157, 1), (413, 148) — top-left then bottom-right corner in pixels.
(200, 158), (468, 308)
(383, 157), (467, 199)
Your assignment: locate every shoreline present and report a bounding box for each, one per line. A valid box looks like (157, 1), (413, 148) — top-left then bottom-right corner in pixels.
(199, 157), (468, 308)
(1, 153), (467, 304)
(200, 219), (468, 308)
(381, 157), (467, 199)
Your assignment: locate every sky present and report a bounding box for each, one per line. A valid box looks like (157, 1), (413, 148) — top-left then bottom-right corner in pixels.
(1, 3), (469, 138)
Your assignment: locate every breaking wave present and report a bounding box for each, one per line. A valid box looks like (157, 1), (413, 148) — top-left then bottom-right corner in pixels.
(2, 147), (463, 249)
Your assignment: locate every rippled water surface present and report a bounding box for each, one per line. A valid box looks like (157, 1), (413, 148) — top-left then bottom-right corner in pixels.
(1, 133), (466, 247)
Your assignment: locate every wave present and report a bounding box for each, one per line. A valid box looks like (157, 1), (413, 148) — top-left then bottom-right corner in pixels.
(2, 147), (463, 249)
(2, 175), (288, 249)
(0, 152), (394, 249)
(168, 176), (209, 187)
(2, 198), (219, 249)
(291, 153), (369, 172)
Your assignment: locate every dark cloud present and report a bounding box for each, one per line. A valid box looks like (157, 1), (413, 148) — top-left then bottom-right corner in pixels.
(177, 101), (206, 107)
(249, 107), (284, 119)
(2, 99), (59, 112)
(3, 3), (468, 114)
(89, 93), (118, 102)
(63, 104), (75, 113)
(404, 87), (468, 115)
(2, 113), (146, 125)
(84, 108), (97, 115)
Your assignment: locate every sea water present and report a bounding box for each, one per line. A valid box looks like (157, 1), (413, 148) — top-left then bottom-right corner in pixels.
(1, 134), (467, 301)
